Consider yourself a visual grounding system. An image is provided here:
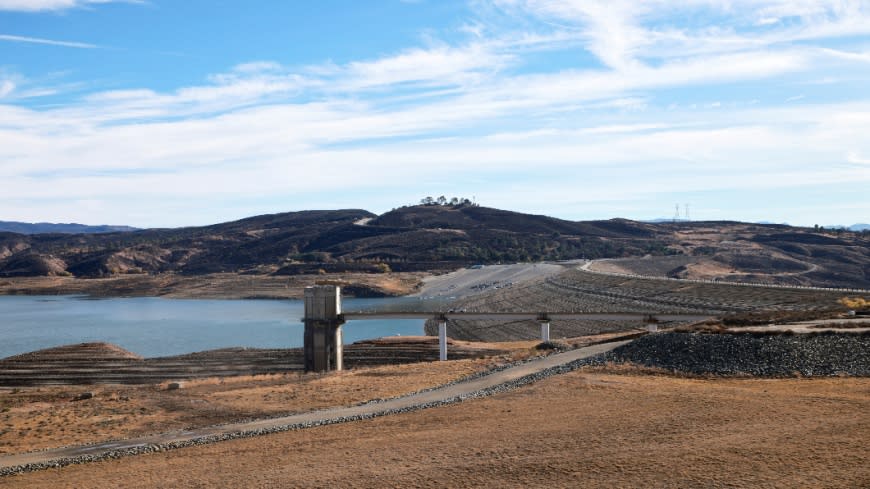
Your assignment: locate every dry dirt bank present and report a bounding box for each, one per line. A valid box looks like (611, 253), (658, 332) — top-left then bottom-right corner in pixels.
(0, 338), (513, 386)
(3, 369), (868, 488)
(0, 357), (504, 454)
(0, 272), (425, 299)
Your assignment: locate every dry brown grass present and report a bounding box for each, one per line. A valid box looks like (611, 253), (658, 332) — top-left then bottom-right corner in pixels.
(0, 358), (501, 454)
(840, 296), (870, 310)
(4, 370), (868, 488)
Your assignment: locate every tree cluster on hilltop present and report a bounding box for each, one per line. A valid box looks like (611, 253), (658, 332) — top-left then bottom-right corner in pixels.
(419, 196), (477, 207)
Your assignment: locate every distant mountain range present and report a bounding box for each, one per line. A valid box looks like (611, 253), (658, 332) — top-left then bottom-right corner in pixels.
(818, 224), (869, 232)
(0, 221), (139, 235)
(5, 217), (866, 235)
(646, 219), (869, 232)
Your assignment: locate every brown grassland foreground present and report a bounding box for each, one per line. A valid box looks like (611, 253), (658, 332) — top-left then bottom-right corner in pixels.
(2, 361), (869, 488)
(0, 358), (499, 454)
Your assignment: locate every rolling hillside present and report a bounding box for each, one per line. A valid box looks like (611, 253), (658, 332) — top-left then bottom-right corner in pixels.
(1, 204), (867, 288)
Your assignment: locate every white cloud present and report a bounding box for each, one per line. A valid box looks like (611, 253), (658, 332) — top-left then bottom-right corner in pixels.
(817, 47), (870, 63)
(343, 44), (511, 89)
(2, 0), (870, 226)
(3, 96), (870, 226)
(847, 152), (870, 165)
(23, 43), (807, 133)
(489, 0), (870, 68)
(0, 0), (136, 12)
(37, 43), (508, 124)
(521, 0), (647, 70)
(0, 34), (98, 48)
(231, 61), (285, 74)
(0, 79), (14, 98)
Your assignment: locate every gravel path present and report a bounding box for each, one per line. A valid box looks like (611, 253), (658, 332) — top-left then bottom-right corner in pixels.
(601, 332), (870, 376)
(0, 340), (626, 476)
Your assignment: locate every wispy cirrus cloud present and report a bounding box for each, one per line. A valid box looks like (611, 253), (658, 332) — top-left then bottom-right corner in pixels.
(2, 0), (870, 226)
(0, 79), (14, 98)
(9, 1), (861, 119)
(847, 152), (870, 165)
(342, 44), (511, 90)
(48, 43), (513, 123)
(489, 0), (870, 68)
(0, 0), (137, 12)
(0, 34), (98, 48)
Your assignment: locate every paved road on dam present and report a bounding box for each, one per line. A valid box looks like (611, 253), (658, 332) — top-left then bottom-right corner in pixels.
(0, 340), (628, 474)
(414, 262), (566, 300)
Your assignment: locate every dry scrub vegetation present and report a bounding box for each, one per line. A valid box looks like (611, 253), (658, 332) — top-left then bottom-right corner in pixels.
(840, 296), (870, 310)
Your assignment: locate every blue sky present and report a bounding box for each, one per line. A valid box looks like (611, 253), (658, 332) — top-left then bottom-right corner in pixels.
(1, 0), (869, 228)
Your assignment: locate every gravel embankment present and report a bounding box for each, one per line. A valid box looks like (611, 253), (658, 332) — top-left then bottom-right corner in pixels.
(600, 332), (870, 377)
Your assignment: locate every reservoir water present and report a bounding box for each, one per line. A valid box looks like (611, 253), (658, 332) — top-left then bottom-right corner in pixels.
(0, 296), (430, 359)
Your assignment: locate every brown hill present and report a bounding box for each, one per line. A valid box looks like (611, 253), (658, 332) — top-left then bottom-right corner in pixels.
(371, 205), (654, 238)
(2, 342), (143, 362)
(0, 205), (867, 288)
(0, 252), (67, 277)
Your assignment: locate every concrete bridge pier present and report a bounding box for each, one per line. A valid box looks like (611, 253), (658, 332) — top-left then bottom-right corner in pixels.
(644, 314), (659, 333)
(303, 285), (345, 372)
(438, 319), (448, 361)
(536, 314), (551, 343)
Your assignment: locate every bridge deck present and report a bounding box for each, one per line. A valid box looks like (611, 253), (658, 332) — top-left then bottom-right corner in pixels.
(340, 312), (712, 322)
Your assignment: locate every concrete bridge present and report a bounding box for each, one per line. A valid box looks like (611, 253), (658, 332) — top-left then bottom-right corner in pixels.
(304, 285), (712, 372)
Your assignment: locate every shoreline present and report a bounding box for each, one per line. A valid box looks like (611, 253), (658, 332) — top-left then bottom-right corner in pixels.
(0, 271), (427, 300)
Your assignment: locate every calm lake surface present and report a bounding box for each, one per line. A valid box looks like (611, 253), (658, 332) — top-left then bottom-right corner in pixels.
(0, 296), (429, 359)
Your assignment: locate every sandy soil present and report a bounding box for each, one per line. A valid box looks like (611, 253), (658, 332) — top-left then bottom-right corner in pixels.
(3, 368), (867, 488)
(0, 272), (425, 299)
